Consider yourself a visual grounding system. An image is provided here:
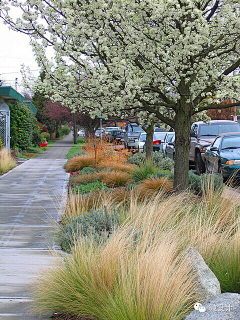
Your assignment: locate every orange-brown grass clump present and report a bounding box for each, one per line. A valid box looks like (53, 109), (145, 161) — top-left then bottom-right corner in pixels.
(65, 155), (97, 172)
(99, 170), (132, 187)
(98, 161), (136, 172)
(72, 172), (100, 185)
(84, 135), (131, 164)
(0, 148), (17, 174)
(137, 177), (173, 196)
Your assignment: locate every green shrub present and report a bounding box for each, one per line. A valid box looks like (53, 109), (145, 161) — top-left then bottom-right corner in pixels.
(40, 132), (50, 142)
(62, 125), (71, 136)
(128, 152), (174, 171)
(77, 137), (86, 144)
(67, 148), (85, 159)
(72, 181), (108, 194)
(154, 169), (174, 181)
(188, 170), (202, 194)
(188, 172), (224, 195)
(9, 102), (37, 150)
(79, 167), (97, 175)
(60, 207), (120, 252)
(131, 161), (157, 182)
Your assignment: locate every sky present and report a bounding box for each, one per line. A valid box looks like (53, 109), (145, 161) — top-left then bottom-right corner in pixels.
(0, 10), (40, 95)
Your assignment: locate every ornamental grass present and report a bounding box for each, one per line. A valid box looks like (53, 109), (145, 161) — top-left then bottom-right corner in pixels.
(34, 177), (240, 318)
(0, 148), (17, 174)
(72, 172), (100, 185)
(65, 155), (97, 173)
(98, 161), (136, 173)
(33, 224), (199, 320)
(98, 170), (133, 187)
(137, 177), (173, 196)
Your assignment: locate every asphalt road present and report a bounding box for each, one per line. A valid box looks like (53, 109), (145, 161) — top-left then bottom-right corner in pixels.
(0, 134), (72, 319)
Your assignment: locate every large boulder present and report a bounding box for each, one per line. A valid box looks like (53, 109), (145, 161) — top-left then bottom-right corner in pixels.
(185, 247), (221, 301)
(185, 293), (240, 319)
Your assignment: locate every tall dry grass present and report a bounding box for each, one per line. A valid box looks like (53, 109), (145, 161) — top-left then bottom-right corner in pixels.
(0, 148), (17, 174)
(34, 178), (240, 318)
(65, 155), (97, 172)
(34, 224), (199, 320)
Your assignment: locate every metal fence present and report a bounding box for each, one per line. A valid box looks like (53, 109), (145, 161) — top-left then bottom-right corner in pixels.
(0, 103), (10, 149)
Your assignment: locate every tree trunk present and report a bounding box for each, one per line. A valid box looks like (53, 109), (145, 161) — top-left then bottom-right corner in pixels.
(174, 106), (191, 192)
(145, 124), (154, 161)
(72, 113), (77, 144)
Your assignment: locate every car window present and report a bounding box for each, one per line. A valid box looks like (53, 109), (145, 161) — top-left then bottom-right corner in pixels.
(154, 132), (166, 140)
(167, 133), (174, 142)
(222, 135), (240, 149)
(199, 123), (240, 137)
(140, 134), (146, 142)
(212, 137), (221, 148)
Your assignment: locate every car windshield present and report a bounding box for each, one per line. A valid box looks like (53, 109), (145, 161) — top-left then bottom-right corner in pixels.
(140, 134), (146, 142)
(129, 125), (144, 133)
(199, 123), (240, 137)
(154, 132), (166, 140)
(167, 133), (174, 142)
(221, 136), (240, 150)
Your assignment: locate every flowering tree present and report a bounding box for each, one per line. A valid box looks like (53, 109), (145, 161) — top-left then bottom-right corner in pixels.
(2, 0), (239, 190)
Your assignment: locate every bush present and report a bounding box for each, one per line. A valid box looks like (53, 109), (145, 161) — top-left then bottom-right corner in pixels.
(62, 125), (71, 136)
(188, 171), (224, 195)
(60, 207), (120, 252)
(128, 152), (174, 171)
(79, 167), (97, 175)
(131, 161), (157, 182)
(99, 170), (133, 187)
(40, 132), (50, 142)
(67, 148), (85, 159)
(9, 102), (36, 150)
(72, 181), (108, 194)
(0, 148), (17, 174)
(154, 169), (174, 181)
(65, 155), (96, 172)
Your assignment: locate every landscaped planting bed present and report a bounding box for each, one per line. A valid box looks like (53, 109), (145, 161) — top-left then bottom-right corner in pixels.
(32, 141), (238, 320)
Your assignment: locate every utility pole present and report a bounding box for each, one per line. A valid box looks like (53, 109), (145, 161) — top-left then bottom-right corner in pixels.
(72, 112), (77, 144)
(15, 78), (18, 91)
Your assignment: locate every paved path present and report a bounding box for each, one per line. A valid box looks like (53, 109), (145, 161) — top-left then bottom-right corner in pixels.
(0, 134), (72, 319)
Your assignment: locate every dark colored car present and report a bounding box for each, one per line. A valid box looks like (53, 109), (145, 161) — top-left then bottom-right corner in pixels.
(205, 132), (240, 181)
(190, 120), (240, 175)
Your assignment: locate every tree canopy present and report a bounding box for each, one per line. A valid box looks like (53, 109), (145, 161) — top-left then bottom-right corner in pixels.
(2, 0), (239, 189)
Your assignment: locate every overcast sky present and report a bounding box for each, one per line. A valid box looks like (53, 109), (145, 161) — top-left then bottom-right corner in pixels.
(0, 13), (40, 95)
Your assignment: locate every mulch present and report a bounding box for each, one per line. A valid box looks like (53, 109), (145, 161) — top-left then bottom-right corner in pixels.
(51, 313), (93, 320)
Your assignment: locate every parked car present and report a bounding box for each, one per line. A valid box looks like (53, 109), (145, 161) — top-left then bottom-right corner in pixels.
(108, 130), (124, 143)
(124, 123), (144, 149)
(165, 134), (175, 160)
(78, 129), (85, 137)
(136, 132), (168, 152)
(135, 132), (147, 150)
(205, 132), (240, 181)
(161, 132), (175, 156)
(105, 127), (119, 136)
(190, 120), (240, 175)
(152, 132), (168, 151)
(95, 128), (105, 137)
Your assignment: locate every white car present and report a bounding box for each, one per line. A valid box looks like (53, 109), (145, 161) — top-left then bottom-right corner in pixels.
(161, 132), (175, 156)
(135, 132), (147, 150)
(78, 130), (85, 137)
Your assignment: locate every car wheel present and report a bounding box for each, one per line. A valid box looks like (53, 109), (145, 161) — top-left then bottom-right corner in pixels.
(195, 152), (205, 175)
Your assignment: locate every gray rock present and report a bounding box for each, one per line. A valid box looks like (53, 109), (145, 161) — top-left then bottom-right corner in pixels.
(185, 293), (240, 319)
(185, 247), (221, 300)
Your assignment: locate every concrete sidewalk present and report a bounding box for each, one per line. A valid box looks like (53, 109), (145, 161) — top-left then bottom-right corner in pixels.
(0, 134), (72, 319)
